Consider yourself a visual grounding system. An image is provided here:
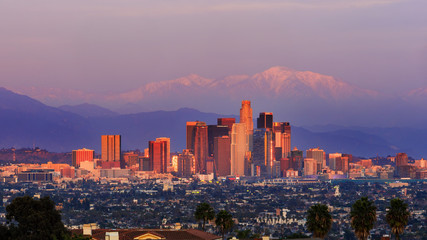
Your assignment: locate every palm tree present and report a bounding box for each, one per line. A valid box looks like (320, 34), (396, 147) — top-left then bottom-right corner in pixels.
(194, 202), (215, 231)
(350, 197), (377, 240)
(386, 198), (410, 240)
(306, 204), (332, 239)
(215, 210), (234, 240)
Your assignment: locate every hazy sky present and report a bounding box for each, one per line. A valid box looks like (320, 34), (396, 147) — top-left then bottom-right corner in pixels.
(1, 0), (426, 94)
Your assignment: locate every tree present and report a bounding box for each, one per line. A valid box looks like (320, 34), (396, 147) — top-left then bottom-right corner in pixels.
(215, 210), (234, 239)
(386, 198), (410, 240)
(306, 204), (332, 239)
(350, 197), (377, 240)
(194, 202), (215, 231)
(5, 196), (69, 240)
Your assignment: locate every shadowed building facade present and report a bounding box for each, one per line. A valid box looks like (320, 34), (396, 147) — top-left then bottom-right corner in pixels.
(214, 136), (231, 177)
(217, 118), (235, 132)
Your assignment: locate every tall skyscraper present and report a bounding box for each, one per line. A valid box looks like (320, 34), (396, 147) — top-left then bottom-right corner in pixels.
(257, 112), (273, 129)
(186, 122), (197, 150)
(214, 136), (231, 177)
(217, 118), (236, 132)
(149, 139), (168, 173)
(240, 100), (253, 150)
(253, 128), (274, 177)
(101, 135), (121, 162)
(186, 121), (209, 173)
(207, 125), (229, 156)
(72, 148), (94, 168)
(306, 147), (326, 172)
(156, 137), (171, 165)
(231, 123), (249, 176)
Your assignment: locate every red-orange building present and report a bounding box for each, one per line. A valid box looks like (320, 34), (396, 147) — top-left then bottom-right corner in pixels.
(149, 139), (168, 173)
(72, 148), (94, 168)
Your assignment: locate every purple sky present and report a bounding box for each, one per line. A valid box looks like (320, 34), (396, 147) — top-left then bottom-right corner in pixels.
(1, 0), (427, 94)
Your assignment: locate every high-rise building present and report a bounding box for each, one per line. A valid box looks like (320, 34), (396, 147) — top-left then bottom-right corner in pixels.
(207, 125), (229, 156)
(329, 153), (342, 171)
(253, 128), (274, 177)
(396, 152), (409, 177)
(72, 148), (94, 168)
(304, 158), (317, 176)
(257, 112), (273, 129)
(396, 153), (408, 167)
(101, 135), (121, 162)
(186, 121), (209, 173)
(178, 149), (195, 177)
(290, 147), (303, 172)
(156, 137), (170, 165)
(240, 100), (254, 150)
(306, 148), (326, 172)
(217, 118), (236, 132)
(149, 140), (168, 173)
(214, 136), (231, 177)
(231, 123), (249, 176)
(186, 122), (198, 150)
(335, 156), (349, 173)
(122, 152), (139, 168)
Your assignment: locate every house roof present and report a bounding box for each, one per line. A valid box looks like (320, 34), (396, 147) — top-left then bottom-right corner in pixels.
(71, 228), (221, 240)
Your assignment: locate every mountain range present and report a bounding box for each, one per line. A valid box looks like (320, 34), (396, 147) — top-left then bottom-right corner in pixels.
(1, 87), (427, 158)
(11, 66), (427, 127)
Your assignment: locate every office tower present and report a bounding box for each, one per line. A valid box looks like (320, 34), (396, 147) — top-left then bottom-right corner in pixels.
(214, 136), (231, 177)
(336, 156), (349, 173)
(253, 128), (274, 177)
(396, 153), (408, 166)
(122, 152), (139, 168)
(231, 123), (249, 176)
(207, 125), (229, 156)
(217, 118), (236, 132)
(156, 137), (170, 165)
(72, 148), (94, 168)
(280, 158), (290, 175)
(396, 152), (409, 177)
(139, 157), (150, 171)
(149, 140), (168, 173)
(193, 122), (209, 173)
(306, 148), (326, 172)
(101, 135), (121, 162)
(282, 122), (291, 157)
(186, 121), (208, 173)
(186, 122), (198, 150)
(304, 158), (317, 176)
(240, 100), (254, 150)
(290, 147), (303, 172)
(178, 149), (195, 177)
(329, 153), (342, 170)
(257, 112), (273, 129)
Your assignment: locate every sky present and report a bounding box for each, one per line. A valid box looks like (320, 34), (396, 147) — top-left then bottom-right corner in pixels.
(1, 0), (427, 94)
